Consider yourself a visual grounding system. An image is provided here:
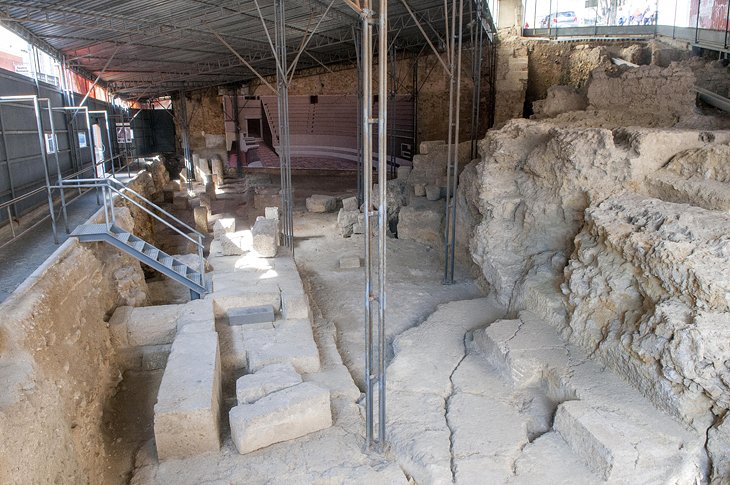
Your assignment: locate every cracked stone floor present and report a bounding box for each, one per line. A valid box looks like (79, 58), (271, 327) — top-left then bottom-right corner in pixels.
(120, 207), (706, 484)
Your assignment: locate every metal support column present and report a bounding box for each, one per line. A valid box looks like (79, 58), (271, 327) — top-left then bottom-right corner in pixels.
(470, 2), (485, 160)
(0, 96), (59, 243)
(359, 0), (388, 452)
(443, 0), (465, 284)
(274, 0), (294, 253)
(355, 25), (364, 206)
(39, 99), (69, 233)
(178, 92), (193, 192)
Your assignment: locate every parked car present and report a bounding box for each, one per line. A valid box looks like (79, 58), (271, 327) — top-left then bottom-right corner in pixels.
(542, 11), (580, 28)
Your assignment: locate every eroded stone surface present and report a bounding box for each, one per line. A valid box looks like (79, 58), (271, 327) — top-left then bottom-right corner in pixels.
(235, 362), (302, 404)
(153, 331), (221, 460)
(229, 382), (332, 454)
(306, 194), (336, 213)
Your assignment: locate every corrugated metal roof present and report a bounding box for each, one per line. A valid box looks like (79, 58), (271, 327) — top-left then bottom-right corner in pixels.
(0, 0), (452, 99)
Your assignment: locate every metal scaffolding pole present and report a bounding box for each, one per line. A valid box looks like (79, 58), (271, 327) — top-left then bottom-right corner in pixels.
(275, 0), (294, 253)
(470, 3), (485, 160)
(443, 0), (464, 285)
(177, 92), (193, 192)
(355, 0), (388, 451)
(0, 95), (59, 243)
(39, 98), (69, 234)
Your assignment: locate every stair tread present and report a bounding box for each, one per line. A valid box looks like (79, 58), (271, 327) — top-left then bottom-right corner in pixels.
(70, 223), (109, 236)
(70, 223), (207, 295)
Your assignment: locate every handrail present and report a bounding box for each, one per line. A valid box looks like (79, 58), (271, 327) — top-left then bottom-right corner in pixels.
(0, 162), (98, 212)
(107, 178), (204, 239)
(54, 176), (207, 287)
(56, 179), (202, 246)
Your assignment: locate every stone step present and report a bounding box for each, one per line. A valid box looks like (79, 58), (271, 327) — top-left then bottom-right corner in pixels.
(236, 362), (302, 404)
(153, 331), (222, 460)
(244, 319), (321, 374)
(229, 382), (332, 454)
(508, 432), (600, 485)
(472, 311), (707, 484)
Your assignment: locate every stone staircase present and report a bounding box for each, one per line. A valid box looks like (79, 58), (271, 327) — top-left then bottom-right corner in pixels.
(472, 311), (708, 484)
(384, 298), (708, 484)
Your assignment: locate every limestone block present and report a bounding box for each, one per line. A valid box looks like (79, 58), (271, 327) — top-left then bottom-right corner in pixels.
(265, 206), (280, 220)
(397, 166), (412, 179)
(280, 287), (310, 321)
(193, 206), (209, 233)
(228, 305), (275, 326)
(141, 344), (171, 371)
(211, 157), (224, 178)
(306, 194), (336, 213)
(213, 218), (236, 239)
(554, 401), (639, 481)
(212, 285), (282, 318)
(419, 140), (445, 155)
(251, 218), (278, 258)
(229, 382), (332, 454)
(108, 306), (134, 347)
(414, 183), (426, 197)
(172, 193), (189, 210)
(254, 188), (281, 210)
(397, 206), (443, 248)
(342, 196), (359, 212)
(126, 304), (184, 347)
(352, 213), (365, 234)
(219, 230), (253, 256)
(337, 209), (360, 238)
(154, 331), (221, 460)
(425, 185), (442, 201)
(235, 362), (302, 404)
(245, 320), (321, 373)
(205, 182), (217, 201)
(339, 256), (361, 269)
(176, 298), (215, 333)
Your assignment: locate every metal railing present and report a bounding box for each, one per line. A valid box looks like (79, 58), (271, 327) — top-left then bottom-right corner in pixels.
(52, 177), (206, 283)
(0, 154), (134, 250)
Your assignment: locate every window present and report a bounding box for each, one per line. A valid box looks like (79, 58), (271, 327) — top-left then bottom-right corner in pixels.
(116, 123), (134, 144)
(44, 133), (57, 154)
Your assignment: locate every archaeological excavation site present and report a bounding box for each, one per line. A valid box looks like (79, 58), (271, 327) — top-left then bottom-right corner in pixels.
(2, 0), (730, 483)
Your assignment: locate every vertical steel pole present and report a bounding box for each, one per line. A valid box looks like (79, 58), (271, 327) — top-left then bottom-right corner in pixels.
(33, 97), (58, 243)
(449, 0), (465, 281)
(178, 92), (193, 192)
(443, 0), (457, 284)
(377, 0), (388, 450)
(0, 105), (18, 219)
(41, 99), (69, 233)
(103, 111), (115, 178)
(361, 0), (374, 448)
(355, 26), (364, 206)
(276, 0), (294, 254)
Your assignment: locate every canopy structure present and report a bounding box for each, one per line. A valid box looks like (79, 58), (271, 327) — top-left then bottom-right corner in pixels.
(0, 0), (497, 99)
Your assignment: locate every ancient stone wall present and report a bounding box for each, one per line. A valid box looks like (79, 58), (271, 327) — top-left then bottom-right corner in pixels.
(493, 33), (529, 128)
(460, 117), (730, 479)
(586, 64), (696, 121)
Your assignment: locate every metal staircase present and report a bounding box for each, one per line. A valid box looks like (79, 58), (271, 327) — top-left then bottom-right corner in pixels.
(57, 177), (208, 299)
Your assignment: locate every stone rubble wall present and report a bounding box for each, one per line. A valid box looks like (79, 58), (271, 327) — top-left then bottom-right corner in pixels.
(493, 34), (529, 128)
(461, 116), (730, 480)
(586, 64), (696, 121)
(0, 166), (172, 482)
